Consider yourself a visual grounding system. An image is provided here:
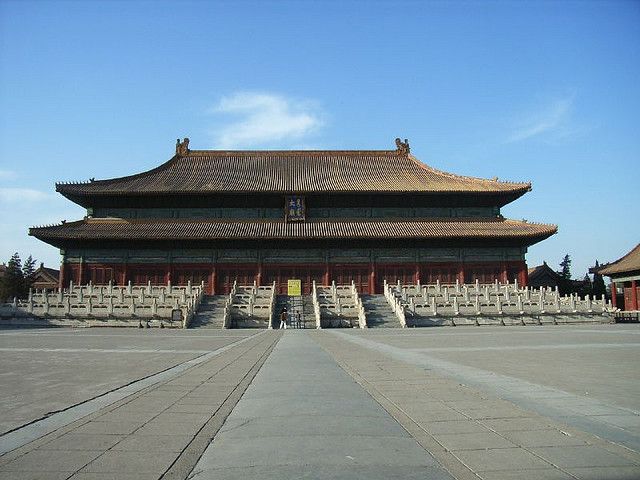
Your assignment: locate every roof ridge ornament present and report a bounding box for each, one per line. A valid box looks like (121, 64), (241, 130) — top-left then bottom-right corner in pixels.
(395, 137), (410, 154)
(176, 137), (190, 157)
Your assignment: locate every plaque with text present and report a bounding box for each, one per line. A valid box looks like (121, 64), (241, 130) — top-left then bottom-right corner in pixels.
(285, 195), (305, 222)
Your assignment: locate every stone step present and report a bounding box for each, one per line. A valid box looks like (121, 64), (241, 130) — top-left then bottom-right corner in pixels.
(360, 295), (399, 328)
(190, 295), (228, 328)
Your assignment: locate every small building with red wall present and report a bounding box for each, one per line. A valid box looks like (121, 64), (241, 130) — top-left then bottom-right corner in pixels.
(30, 138), (556, 294)
(597, 244), (640, 311)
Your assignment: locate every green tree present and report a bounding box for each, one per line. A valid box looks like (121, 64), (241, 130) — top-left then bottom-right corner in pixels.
(558, 254), (572, 295)
(0, 253), (24, 301)
(559, 254), (571, 280)
(22, 255), (36, 296)
(579, 273), (593, 297)
(592, 260), (607, 298)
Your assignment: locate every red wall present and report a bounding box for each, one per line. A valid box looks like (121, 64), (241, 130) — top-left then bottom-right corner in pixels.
(62, 260), (529, 295)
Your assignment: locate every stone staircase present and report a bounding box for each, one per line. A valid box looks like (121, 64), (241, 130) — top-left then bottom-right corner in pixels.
(361, 295), (400, 328)
(272, 295), (316, 328)
(190, 295), (227, 328)
(301, 295), (317, 329)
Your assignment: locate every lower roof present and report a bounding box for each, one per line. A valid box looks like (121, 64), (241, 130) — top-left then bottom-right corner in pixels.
(30, 217), (557, 246)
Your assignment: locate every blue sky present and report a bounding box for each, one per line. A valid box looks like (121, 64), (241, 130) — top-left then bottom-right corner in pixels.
(1, 0), (638, 278)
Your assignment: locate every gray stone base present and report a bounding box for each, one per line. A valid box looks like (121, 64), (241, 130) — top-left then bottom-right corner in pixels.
(407, 314), (612, 327)
(0, 316), (182, 328)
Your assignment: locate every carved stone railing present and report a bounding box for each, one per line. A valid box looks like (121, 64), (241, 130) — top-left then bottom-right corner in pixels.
(383, 280), (407, 328)
(389, 281), (614, 322)
(267, 281), (277, 329)
(350, 281), (367, 329)
(224, 281), (275, 328)
(312, 281), (322, 329)
(313, 281), (363, 327)
(0, 280), (205, 328)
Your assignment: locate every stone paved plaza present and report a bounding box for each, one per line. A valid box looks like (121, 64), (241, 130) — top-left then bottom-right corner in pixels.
(0, 324), (639, 479)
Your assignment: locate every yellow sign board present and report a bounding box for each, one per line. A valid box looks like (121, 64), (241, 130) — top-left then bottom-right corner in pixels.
(287, 279), (302, 296)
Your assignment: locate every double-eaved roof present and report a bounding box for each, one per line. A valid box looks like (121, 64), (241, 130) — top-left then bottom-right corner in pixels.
(31, 139), (555, 247)
(56, 140), (530, 198)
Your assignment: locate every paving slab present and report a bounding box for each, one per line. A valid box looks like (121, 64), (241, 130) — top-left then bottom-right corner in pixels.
(0, 472), (71, 480)
(38, 433), (125, 451)
(111, 434), (193, 452)
(191, 331), (455, 479)
(476, 469), (574, 480)
(500, 429), (590, 447)
(78, 450), (176, 474)
(530, 445), (638, 468)
(455, 446), (555, 471)
(188, 464), (453, 480)
(567, 466), (640, 479)
(0, 448), (103, 472)
(432, 431), (516, 451)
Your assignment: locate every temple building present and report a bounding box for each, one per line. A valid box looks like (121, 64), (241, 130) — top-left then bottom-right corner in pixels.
(595, 244), (640, 311)
(30, 138), (556, 295)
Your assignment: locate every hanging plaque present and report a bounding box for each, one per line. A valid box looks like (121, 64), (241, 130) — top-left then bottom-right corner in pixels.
(285, 195), (305, 222)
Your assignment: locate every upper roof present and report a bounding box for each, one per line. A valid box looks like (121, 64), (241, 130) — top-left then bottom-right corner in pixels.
(56, 138), (531, 199)
(597, 244), (640, 276)
(29, 217), (556, 246)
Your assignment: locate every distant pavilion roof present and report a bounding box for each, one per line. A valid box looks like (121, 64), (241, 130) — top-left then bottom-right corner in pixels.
(597, 244), (640, 276)
(56, 139), (531, 199)
(30, 217), (556, 246)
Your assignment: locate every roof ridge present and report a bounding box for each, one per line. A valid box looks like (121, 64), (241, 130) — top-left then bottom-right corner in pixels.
(186, 149), (400, 156)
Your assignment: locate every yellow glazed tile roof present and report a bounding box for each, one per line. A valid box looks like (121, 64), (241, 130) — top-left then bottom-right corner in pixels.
(30, 217), (556, 242)
(598, 244), (640, 276)
(56, 142), (531, 196)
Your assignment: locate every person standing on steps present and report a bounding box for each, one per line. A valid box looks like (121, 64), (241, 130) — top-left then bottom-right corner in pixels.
(279, 307), (288, 329)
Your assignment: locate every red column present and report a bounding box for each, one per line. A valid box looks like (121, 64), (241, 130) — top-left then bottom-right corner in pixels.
(256, 261), (262, 287)
(122, 264), (128, 286)
(611, 282), (617, 309)
(78, 258), (84, 285)
(415, 263), (420, 285)
(324, 263), (330, 285)
(458, 263), (465, 284)
(59, 263), (66, 290)
(211, 265), (217, 295)
(165, 264), (171, 285)
(518, 262), (528, 287)
(631, 280), (638, 311)
(369, 262), (376, 295)
(501, 262), (508, 283)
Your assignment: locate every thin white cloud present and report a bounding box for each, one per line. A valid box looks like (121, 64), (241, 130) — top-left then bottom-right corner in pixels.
(507, 96), (575, 143)
(0, 169), (17, 180)
(209, 92), (324, 149)
(0, 188), (51, 203)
